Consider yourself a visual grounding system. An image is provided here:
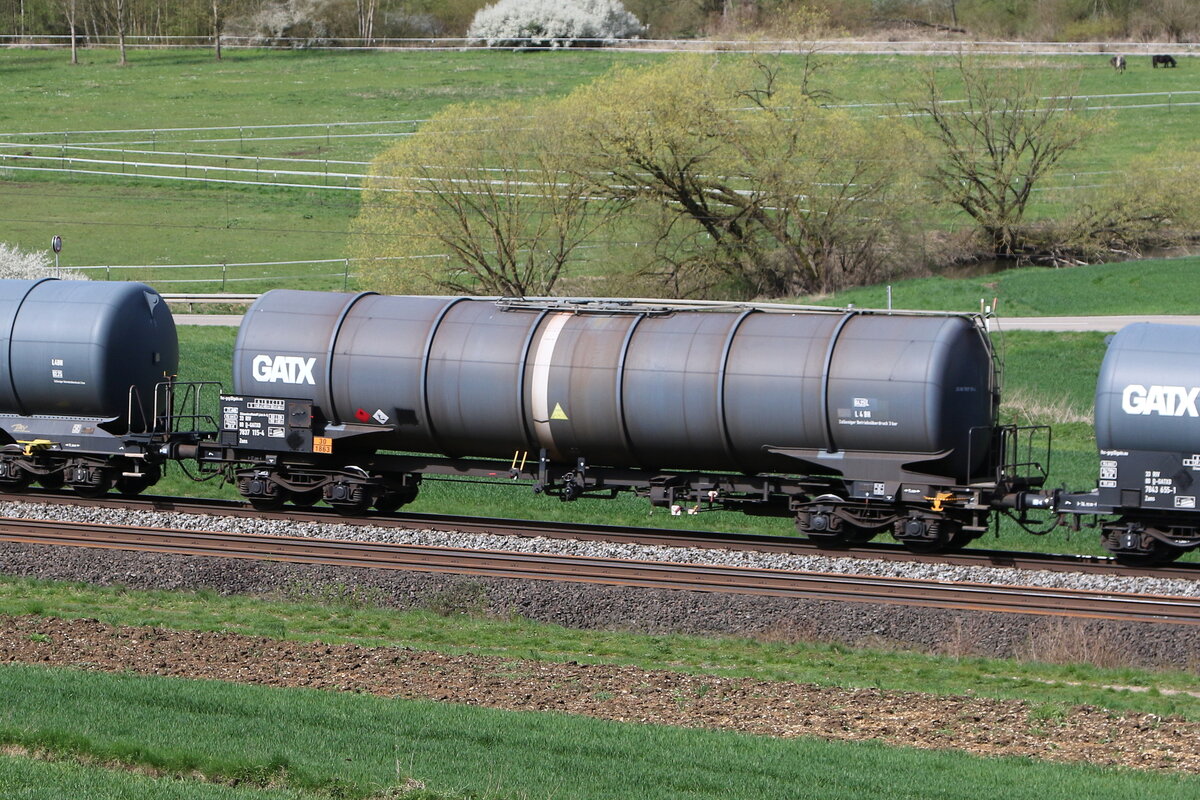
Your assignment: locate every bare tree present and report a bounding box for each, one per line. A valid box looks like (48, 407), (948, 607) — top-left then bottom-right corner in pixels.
(910, 58), (1100, 256)
(356, 101), (622, 296)
(114, 0), (127, 64)
(212, 0), (222, 59)
(60, 0), (79, 64)
(1145, 0), (1194, 41)
(356, 0), (376, 42)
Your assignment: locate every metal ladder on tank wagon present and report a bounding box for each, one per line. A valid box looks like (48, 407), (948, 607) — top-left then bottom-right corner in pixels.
(120, 379), (222, 488)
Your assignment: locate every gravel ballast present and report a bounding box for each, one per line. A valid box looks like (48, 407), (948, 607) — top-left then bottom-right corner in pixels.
(3, 500), (1198, 596)
(0, 501), (1198, 668)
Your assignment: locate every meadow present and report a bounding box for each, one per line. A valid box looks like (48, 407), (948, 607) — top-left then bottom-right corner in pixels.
(7, 661), (1200, 800)
(807, 254), (1200, 316)
(4, 577), (1200, 799)
(0, 47), (1196, 286)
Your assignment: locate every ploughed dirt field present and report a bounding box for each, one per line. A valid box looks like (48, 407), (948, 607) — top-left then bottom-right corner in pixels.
(2, 614), (1198, 774)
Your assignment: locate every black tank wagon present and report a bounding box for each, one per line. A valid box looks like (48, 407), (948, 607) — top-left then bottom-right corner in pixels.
(0, 278), (200, 495)
(198, 291), (1045, 552)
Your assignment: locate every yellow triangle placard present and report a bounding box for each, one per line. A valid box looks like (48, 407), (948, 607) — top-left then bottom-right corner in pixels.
(551, 402), (569, 421)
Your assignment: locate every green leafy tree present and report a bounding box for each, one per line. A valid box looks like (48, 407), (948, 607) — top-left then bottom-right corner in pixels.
(557, 55), (922, 297)
(1044, 146), (1200, 263)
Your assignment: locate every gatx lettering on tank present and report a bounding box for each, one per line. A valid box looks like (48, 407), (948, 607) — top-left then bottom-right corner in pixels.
(1122, 384), (1200, 417)
(251, 354), (316, 385)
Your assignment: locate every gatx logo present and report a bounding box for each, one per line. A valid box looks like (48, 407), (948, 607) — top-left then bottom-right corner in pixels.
(252, 354), (316, 385)
(1122, 384), (1200, 417)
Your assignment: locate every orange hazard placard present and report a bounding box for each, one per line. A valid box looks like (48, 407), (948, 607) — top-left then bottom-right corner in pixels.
(312, 437), (333, 454)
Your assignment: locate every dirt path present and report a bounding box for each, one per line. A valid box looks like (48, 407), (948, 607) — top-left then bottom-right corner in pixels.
(2, 615), (1198, 774)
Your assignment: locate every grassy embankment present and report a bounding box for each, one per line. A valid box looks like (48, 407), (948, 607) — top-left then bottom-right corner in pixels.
(3, 577), (1200, 799)
(0, 48), (1195, 288)
(7, 661), (1200, 800)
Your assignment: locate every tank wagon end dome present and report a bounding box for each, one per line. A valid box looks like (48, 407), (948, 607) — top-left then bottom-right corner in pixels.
(0, 279), (178, 420)
(1096, 322), (1200, 453)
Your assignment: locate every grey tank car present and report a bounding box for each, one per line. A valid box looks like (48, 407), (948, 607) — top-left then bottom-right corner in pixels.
(0, 279), (195, 496)
(199, 291), (1045, 553)
(1055, 323), (1200, 563)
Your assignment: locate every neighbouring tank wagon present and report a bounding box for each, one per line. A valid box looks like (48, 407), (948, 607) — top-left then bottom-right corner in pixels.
(0, 278), (186, 495)
(1055, 323), (1200, 563)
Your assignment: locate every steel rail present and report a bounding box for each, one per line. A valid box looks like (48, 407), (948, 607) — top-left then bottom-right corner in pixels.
(14, 491), (1200, 582)
(1, 517), (1197, 626)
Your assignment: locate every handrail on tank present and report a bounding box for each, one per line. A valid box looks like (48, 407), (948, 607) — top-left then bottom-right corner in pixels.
(493, 296), (990, 324)
(126, 381), (171, 435)
(125, 384), (152, 434)
(981, 423), (1050, 490)
(156, 380), (221, 437)
(125, 379), (220, 436)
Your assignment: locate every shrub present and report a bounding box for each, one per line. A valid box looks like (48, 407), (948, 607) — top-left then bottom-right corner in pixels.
(467, 0), (645, 48)
(224, 0), (333, 47)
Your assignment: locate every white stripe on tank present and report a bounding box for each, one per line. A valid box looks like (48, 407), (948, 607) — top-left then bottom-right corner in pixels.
(530, 312), (570, 461)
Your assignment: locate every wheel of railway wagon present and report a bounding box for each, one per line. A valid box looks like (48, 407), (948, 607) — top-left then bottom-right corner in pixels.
(37, 472), (65, 490)
(0, 458), (32, 492)
(239, 473), (285, 510)
(324, 479), (372, 515)
(373, 485), (419, 513)
(248, 495), (286, 511)
(289, 489), (323, 508)
(1108, 533), (1182, 567)
(798, 511), (848, 547)
(900, 520), (966, 554)
(330, 498), (371, 516)
(116, 464), (161, 497)
(67, 464), (114, 498)
(841, 524), (879, 545)
(69, 479), (112, 498)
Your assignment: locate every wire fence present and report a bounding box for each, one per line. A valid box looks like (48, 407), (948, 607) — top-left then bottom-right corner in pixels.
(63, 256), (454, 290)
(1, 88), (1196, 195)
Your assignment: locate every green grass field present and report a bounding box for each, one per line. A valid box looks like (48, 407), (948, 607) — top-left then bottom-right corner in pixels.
(6, 662), (1198, 800)
(807, 254), (1200, 315)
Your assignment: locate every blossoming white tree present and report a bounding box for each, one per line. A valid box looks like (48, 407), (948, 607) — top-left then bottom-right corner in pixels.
(0, 242), (88, 280)
(467, 0), (644, 47)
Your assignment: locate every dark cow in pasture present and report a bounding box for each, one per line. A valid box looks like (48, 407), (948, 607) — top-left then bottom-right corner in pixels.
(1152, 55), (1177, 68)
(1110, 55), (1126, 72)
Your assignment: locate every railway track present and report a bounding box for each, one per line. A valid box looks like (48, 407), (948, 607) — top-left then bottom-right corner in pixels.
(1, 515), (1197, 626)
(12, 490), (1200, 582)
